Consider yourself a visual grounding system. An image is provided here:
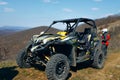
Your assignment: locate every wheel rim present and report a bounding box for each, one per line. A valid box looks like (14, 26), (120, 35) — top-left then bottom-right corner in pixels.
(23, 53), (29, 63)
(56, 60), (66, 78)
(23, 51), (31, 64)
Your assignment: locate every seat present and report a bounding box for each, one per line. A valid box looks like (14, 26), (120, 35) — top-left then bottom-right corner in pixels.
(83, 28), (91, 42)
(78, 28), (92, 49)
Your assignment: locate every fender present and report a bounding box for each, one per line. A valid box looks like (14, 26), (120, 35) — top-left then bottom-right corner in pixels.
(25, 41), (32, 50)
(69, 46), (76, 67)
(93, 40), (102, 59)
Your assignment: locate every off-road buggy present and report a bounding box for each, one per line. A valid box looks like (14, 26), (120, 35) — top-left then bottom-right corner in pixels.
(16, 18), (106, 80)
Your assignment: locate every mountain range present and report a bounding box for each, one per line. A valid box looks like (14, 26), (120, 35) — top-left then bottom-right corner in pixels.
(0, 26), (31, 36)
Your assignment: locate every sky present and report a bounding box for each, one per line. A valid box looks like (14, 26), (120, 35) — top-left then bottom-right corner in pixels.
(0, 0), (120, 28)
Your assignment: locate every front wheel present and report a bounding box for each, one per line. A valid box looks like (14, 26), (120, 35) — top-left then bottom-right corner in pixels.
(16, 49), (32, 68)
(45, 54), (70, 80)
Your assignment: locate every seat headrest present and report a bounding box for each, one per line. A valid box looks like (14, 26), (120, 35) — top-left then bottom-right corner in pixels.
(84, 28), (91, 34)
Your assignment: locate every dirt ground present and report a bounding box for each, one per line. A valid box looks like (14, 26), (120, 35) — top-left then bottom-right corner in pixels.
(0, 52), (120, 80)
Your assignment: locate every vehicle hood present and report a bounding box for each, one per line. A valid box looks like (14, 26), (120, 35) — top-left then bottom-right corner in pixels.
(31, 34), (60, 44)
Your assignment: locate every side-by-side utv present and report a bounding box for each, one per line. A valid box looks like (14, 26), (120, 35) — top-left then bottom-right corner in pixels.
(16, 18), (106, 80)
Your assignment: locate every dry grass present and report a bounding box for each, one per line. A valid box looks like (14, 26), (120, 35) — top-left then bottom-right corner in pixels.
(0, 52), (120, 80)
(0, 61), (47, 80)
(70, 52), (120, 80)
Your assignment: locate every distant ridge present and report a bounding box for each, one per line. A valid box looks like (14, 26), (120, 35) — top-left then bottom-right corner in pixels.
(0, 26), (31, 36)
(0, 15), (120, 61)
(0, 26), (60, 60)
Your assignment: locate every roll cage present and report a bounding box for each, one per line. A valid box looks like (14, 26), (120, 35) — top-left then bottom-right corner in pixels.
(44, 18), (97, 34)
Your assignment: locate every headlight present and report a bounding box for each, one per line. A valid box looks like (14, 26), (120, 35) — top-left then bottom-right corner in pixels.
(35, 39), (43, 44)
(31, 35), (40, 41)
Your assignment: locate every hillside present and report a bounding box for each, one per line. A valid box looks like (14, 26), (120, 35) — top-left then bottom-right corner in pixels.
(0, 16), (120, 80)
(78, 15), (120, 52)
(0, 30), (15, 36)
(0, 26), (30, 36)
(0, 26), (59, 60)
(100, 20), (120, 52)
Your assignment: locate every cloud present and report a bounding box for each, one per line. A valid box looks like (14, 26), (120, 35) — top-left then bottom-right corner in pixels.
(4, 7), (14, 12)
(0, 1), (8, 5)
(42, 0), (59, 4)
(63, 8), (73, 12)
(91, 7), (99, 11)
(43, 0), (51, 3)
(93, 0), (102, 2)
(52, 1), (59, 4)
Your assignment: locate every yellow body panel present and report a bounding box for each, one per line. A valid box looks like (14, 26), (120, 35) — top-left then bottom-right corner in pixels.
(57, 31), (67, 39)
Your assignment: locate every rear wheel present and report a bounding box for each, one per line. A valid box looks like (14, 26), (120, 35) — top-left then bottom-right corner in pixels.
(45, 54), (70, 80)
(92, 47), (105, 69)
(102, 44), (107, 59)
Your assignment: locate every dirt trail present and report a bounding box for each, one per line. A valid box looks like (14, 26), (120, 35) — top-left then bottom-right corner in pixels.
(0, 52), (120, 80)
(70, 53), (120, 80)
